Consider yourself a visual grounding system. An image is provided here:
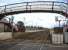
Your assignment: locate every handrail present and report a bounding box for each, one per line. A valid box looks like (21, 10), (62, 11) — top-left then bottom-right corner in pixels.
(0, 1), (66, 7)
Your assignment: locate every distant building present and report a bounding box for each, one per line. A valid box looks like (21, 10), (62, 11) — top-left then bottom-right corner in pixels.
(0, 19), (18, 32)
(0, 19), (26, 32)
(0, 20), (11, 32)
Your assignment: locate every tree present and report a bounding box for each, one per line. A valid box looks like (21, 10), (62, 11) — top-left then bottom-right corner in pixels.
(16, 21), (25, 32)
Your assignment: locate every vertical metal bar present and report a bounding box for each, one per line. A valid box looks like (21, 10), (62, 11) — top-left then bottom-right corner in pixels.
(9, 18), (10, 24)
(4, 5), (6, 13)
(59, 20), (61, 44)
(4, 23), (5, 32)
(4, 5), (6, 32)
(52, 2), (54, 12)
(66, 8), (67, 17)
(26, 2), (28, 12)
(11, 16), (14, 33)
(59, 20), (61, 27)
(11, 15), (14, 38)
(30, 5), (31, 13)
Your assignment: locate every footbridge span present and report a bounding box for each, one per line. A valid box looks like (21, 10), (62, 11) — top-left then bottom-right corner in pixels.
(0, 1), (68, 19)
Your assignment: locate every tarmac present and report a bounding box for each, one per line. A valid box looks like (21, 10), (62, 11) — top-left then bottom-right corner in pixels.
(0, 39), (68, 50)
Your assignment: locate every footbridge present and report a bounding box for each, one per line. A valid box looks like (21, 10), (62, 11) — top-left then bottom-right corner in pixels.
(0, 1), (68, 19)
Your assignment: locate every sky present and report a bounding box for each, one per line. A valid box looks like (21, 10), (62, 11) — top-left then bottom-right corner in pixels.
(5, 13), (66, 28)
(0, 0), (67, 28)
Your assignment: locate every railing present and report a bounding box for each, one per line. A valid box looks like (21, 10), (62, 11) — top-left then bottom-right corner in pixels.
(0, 1), (68, 16)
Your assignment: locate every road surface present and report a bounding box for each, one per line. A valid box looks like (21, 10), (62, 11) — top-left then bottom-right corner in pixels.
(0, 39), (68, 50)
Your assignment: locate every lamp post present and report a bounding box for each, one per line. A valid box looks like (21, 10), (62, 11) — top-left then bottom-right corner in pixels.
(11, 16), (14, 33)
(55, 16), (67, 27)
(55, 16), (61, 27)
